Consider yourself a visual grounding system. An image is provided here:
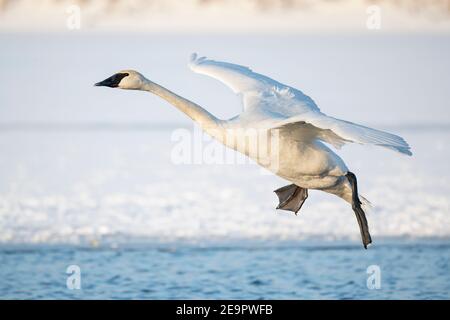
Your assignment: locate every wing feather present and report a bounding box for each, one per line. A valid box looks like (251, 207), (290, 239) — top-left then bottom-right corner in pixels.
(188, 53), (319, 112)
(273, 113), (412, 156)
(188, 53), (412, 156)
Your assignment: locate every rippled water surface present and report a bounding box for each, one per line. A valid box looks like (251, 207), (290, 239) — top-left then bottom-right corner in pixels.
(1, 240), (449, 299)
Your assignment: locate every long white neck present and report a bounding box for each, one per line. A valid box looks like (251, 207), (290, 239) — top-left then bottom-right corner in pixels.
(141, 79), (223, 132)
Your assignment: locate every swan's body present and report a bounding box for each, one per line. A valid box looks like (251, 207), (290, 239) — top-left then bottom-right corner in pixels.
(95, 54), (412, 249)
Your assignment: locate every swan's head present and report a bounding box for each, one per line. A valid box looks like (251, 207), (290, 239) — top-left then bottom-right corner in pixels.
(95, 70), (146, 90)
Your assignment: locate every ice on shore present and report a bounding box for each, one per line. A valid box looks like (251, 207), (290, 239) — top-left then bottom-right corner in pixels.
(0, 127), (448, 245)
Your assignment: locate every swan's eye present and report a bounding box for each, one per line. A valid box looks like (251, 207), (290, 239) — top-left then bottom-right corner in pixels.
(95, 73), (129, 88)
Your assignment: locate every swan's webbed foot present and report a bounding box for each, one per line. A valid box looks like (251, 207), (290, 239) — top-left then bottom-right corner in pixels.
(274, 184), (308, 215)
(346, 172), (372, 249)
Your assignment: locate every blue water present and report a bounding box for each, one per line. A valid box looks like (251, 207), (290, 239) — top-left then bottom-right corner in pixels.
(0, 240), (448, 299)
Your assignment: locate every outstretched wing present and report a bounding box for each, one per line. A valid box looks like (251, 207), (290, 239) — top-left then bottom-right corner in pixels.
(188, 53), (319, 113)
(270, 112), (412, 155)
(189, 53), (412, 156)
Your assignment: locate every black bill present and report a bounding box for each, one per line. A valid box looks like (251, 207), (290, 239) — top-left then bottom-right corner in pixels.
(94, 73), (129, 88)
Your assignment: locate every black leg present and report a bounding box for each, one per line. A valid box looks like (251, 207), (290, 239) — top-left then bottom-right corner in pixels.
(346, 172), (372, 249)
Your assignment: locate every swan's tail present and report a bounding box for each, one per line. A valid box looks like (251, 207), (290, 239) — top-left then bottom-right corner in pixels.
(359, 195), (373, 212)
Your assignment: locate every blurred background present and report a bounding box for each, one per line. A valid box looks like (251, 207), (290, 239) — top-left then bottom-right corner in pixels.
(1, 0), (450, 32)
(0, 0), (449, 299)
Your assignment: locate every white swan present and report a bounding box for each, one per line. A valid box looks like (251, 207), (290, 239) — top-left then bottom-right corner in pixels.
(95, 53), (412, 249)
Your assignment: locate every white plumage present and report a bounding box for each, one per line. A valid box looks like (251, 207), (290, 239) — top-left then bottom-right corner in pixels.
(96, 53), (412, 248)
(189, 53), (411, 156)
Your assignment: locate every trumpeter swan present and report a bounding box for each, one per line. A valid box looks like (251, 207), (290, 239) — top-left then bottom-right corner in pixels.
(95, 53), (412, 249)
